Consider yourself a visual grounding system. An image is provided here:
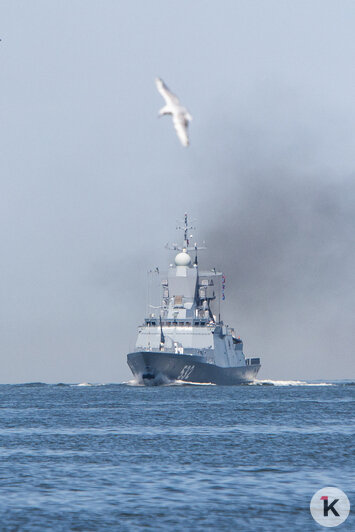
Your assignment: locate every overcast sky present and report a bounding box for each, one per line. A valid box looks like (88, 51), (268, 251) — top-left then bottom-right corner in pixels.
(1, 1), (354, 382)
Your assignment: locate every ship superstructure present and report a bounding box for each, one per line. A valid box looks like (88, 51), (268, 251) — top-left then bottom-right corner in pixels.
(127, 215), (260, 385)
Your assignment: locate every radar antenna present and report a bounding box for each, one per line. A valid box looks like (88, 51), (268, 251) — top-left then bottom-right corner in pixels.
(166, 213), (206, 252)
(176, 213), (195, 248)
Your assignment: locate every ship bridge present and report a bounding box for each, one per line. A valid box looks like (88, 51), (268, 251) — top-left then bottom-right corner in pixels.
(160, 249), (222, 324)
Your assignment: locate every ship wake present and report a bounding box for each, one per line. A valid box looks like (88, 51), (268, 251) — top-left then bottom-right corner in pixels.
(250, 379), (334, 386)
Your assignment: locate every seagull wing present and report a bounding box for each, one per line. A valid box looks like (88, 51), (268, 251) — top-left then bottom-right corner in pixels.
(155, 78), (180, 105)
(172, 113), (189, 147)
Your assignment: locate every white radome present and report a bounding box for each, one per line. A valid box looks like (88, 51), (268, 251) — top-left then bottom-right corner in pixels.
(175, 251), (191, 266)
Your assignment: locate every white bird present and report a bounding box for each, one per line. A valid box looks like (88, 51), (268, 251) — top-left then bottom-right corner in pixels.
(155, 77), (192, 147)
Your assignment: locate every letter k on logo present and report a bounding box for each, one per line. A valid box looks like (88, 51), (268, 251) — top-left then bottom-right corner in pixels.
(320, 496), (340, 517)
(310, 487), (350, 527)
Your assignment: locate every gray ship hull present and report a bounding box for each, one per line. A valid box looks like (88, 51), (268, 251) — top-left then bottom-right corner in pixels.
(127, 351), (260, 386)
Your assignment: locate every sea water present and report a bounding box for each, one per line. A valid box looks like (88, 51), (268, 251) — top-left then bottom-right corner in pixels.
(0, 381), (353, 531)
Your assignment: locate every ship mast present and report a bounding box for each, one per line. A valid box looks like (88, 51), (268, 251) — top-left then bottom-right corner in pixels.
(176, 212), (194, 250)
(160, 214), (224, 324)
(168, 213), (206, 254)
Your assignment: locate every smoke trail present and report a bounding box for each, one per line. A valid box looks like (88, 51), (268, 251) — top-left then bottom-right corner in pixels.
(194, 114), (355, 379)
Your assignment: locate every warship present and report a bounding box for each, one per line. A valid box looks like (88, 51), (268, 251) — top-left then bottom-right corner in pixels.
(127, 215), (261, 385)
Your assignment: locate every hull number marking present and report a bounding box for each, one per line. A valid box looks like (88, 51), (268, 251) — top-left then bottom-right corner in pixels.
(178, 365), (195, 380)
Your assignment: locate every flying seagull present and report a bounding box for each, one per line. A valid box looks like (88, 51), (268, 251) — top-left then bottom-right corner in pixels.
(155, 77), (192, 147)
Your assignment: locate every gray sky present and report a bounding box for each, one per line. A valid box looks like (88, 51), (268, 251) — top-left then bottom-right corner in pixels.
(1, 1), (354, 382)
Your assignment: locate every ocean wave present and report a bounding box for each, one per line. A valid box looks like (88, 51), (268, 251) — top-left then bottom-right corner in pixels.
(69, 383), (107, 387)
(18, 382), (48, 387)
